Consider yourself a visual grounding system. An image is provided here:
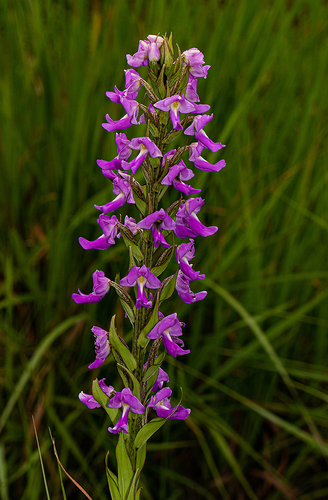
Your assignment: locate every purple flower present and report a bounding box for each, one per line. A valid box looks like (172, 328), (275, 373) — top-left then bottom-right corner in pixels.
(102, 113), (133, 133)
(122, 137), (162, 175)
(79, 214), (119, 251)
(161, 160), (201, 196)
(176, 270), (207, 304)
(176, 239), (205, 280)
(126, 39), (149, 67)
(182, 48), (205, 67)
(138, 208), (175, 248)
(182, 48), (210, 78)
(102, 97), (139, 133)
(124, 69), (142, 99)
(174, 198), (218, 238)
(97, 133), (133, 175)
(185, 75), (200, 103)
(72, 270), (111, 303)
(139, 103), (157, 125)
(107, 388), (145, 434)
(117, 216), (139, 237)
(152, 367), (170, 393)
(79, 378), (115, 409)
(162, 149), (177, 166)
(106, 70), (142, 102)
(88, 326), (111, 369)
(185, 115), (225, 152)
(189, 142), (226, 172)
(94, 172), (134, 213)
(143, 361), (170, 392)
(126, 35), (163, 67)
(148, 387), (190, 420)
(154, 95), (195, 131)
(148, 313), (190, 357)
(120, 265), (161, 309)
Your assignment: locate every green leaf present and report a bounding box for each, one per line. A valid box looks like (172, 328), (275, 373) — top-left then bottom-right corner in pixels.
(156, 63), (166, 98)
(131, 183), (147, 216)
(164, 37), (174, 75)
(138, 295), (160, 348)
(134, 418), (167, 449)
(136, 444), (147, 478)
(144, 352), (166, 393)
(117, 365), (130, 389)
(120, 300), (135, 327)
(110, 282), (136, 319)
(126, 469), (139, 500)
(116, 435), (134, 499)
(92, 379), (119, 424)
(163, 129), (183, 145)
(117, 223), (143, 264)
(142, 365), (159, 383)
(168, 44), (182, 87)
(146, 367), (160, 393)
(135, 488), (142, 500)
(108, 315), (137, 371)
(105, 452), (122, 500)
(128, 246), (136, 271)
(117, 364), (141, 400)
(140, 78), (158, 104)
(151, 243), (175, 277)
(149, 122), (159, 138)
(159, 270), (178, 302)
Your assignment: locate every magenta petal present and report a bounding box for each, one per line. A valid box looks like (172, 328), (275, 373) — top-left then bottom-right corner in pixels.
(102, 114), (132, 132)
(79, 392), (101, 409)
(79, 235), (109, 251)
(152, 225), (170, 249)
(98, 379), (115, 397)
(172, 179), (201, 195)
(72, 290), (104, 303)
(162, 331), (190, 357)
(108, 404), (130, 434)
(94, 192), (126, 213)
(193, 157), (226, 172)
(188, 213), (218, 237)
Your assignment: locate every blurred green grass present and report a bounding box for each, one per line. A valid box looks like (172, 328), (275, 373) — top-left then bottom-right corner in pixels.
(1, 0), (328, 498)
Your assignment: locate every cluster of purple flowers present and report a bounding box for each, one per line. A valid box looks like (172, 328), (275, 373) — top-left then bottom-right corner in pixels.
(73, 34), (225, 439)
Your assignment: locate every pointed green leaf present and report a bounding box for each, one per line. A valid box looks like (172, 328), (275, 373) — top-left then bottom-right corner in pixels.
(105, 453), (122, 500)
(163, 129), (183, 146)
(126, 469), (139, 500)
(146, 367), (160, 393)
(108, 315), (137, 371)
(135, 487), (142, 500)
(159, 270), (178, 302)
(131, 183), (147, 216)
(142, 365), (159, 383)
(110, 282), (136, 319)
(136, 444), (147, 479)
(151, 244), (175, 277)
(120, 300), (135, 327)
(149, 122), (159, 138)
(156, 63), (166, 98)
(140, 78), (158, 104)
(116, 434), (134, 499)
(138, 295), (160, 348)
(117, 365), (130, 389)
(117, 364), (141, 400)
(118, 223), (143, 264)
(134, 418), (167, 449)
(92, 379), (119, 424)
(128, 246), (136, 271)
(164, 37), (174, 75)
